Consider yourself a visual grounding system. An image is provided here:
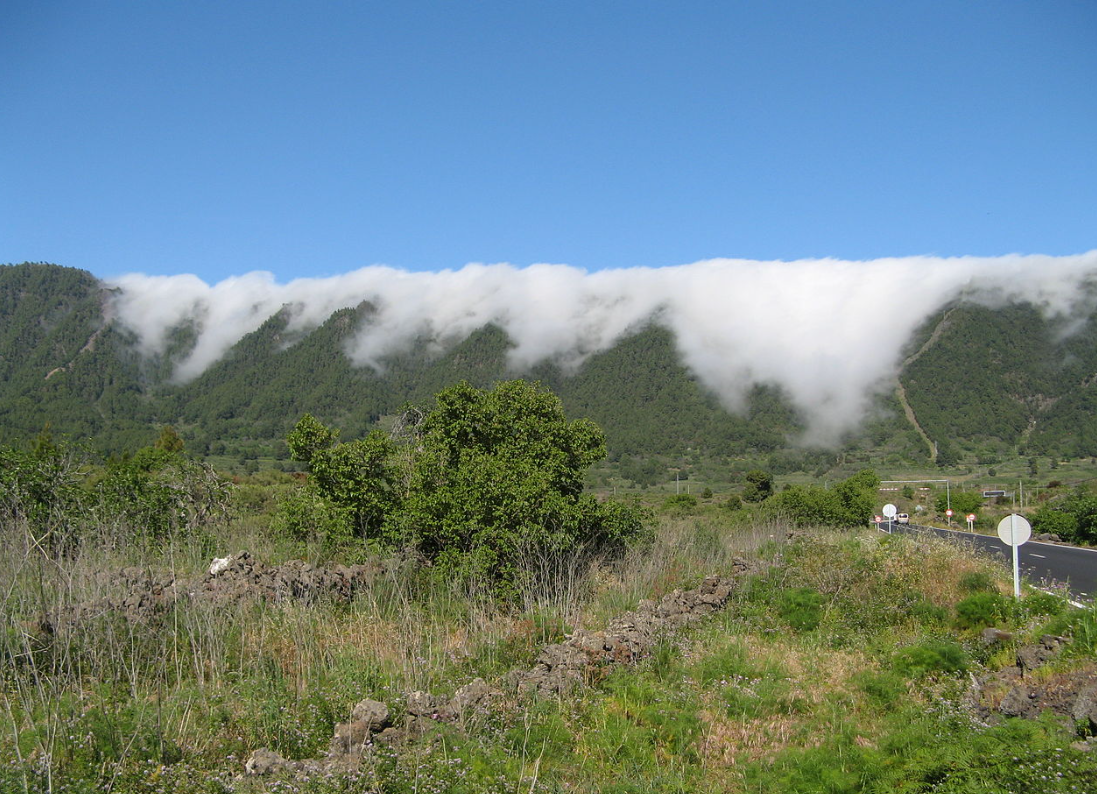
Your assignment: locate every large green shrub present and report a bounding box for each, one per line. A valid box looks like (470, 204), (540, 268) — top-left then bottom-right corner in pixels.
(286, 381), (649, 599)
(97, 446), (232, 543)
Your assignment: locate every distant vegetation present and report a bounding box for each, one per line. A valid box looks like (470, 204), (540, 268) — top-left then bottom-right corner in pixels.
(9, 262), (1097, 485)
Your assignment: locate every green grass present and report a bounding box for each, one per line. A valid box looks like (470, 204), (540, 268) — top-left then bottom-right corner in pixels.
(3, 507), (1096, 793)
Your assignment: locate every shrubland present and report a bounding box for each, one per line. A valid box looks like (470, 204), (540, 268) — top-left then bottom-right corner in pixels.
(2, 382), (1096, 793)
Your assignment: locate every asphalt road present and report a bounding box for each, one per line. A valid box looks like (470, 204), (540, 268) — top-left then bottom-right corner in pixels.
(878, 521), (1097, 603)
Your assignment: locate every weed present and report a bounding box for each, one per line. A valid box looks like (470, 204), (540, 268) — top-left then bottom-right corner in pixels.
(893, 639), (967, 678)
(778, 587), (823, 632)
(853, 669), (907, 708)
(955, 591), (1008, 630)
(958, 570), (997, 594)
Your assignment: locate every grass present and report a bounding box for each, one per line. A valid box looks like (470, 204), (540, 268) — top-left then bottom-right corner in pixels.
(2, 507), (1096, 793)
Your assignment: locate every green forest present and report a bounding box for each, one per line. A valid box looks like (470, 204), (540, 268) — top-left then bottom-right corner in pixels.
(5, 261), (1097, 484)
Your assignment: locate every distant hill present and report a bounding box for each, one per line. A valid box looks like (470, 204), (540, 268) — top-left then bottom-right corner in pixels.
(2, 262), (1094, 472)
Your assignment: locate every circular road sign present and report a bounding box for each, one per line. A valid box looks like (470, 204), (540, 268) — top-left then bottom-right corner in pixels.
(946, 509), (953, 517)
(882, 503), (897, 519)
(996, 514), (1032, 547)
(966, 514), (976, 522)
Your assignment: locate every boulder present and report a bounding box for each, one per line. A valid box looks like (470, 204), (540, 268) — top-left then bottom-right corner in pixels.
(350, 698), (390, 729)
(999, 685), (1038, 718)
(1071, 684), (1097, 732)
(245, 748), (293, 776)
(981, 627), (1013, 646)
(1017, 635), (1066, 674)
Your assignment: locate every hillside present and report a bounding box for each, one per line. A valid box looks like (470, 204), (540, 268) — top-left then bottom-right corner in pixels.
(3, 262), (1097, 471)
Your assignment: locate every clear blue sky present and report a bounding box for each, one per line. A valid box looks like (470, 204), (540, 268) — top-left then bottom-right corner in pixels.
(3, 1), (1095, 284)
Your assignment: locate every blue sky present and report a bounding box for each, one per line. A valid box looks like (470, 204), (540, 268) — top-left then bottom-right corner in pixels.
(3, 1), (1095, 284)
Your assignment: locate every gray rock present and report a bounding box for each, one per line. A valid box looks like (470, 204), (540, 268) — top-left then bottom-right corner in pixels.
(350, 698), (390, 728)
(245, 748), (293, 775)
(981, 627), (1013, 646)
(1071, 684), (1097, 731)
(1071, 736), (1097, 753)
(1017, 635), (1066, 673)
(999, 685), (1038, 718)
(450, 677), (499, 714)
(330, 720), (370, 755)
(405, 690), (439, 717)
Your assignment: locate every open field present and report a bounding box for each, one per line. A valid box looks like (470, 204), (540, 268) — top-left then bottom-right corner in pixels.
(3, 506), (1096, 793)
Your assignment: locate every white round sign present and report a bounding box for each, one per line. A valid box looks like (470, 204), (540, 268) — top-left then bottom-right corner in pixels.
(882, 503), (897, 519)
(996, 514), (1032, 547)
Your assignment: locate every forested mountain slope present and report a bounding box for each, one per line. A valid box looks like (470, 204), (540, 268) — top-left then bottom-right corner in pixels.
(900, 301), (1097, 460)
(3, 262), (1096, 466)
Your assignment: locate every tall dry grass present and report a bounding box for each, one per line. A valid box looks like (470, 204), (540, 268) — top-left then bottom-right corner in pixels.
(0, 509), (782, 791)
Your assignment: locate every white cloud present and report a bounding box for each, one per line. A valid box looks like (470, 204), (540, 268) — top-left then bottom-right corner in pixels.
(107, 252), (1097, 444)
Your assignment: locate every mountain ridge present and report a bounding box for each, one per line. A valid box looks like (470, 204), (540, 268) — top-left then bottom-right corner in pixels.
(3, 262), (1095, 471)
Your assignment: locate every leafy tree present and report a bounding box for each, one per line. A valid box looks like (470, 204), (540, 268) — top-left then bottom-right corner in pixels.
(763, 469), (879, 527)
(96, 445), (232, 543)
(934, 490), (982, 518)
(0, 428), (89, 554)
(154, 425), (185, 453)
(287, 414), (396, 538)
(832, 469), (880, 523)
(392, 380), (647, 597)
(1062, 492), (1097, 544)
(742, 469), (773, 503)
(286, 413), (338, 463)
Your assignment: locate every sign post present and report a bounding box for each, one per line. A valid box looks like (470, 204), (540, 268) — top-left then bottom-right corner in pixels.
(966, 513), (975, 531)
(997, 514), (1032, 598)
(882, 503), (897, 533)
(945, 508), (953, 528)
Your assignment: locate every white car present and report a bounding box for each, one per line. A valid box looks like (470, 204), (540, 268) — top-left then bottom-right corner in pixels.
(896, 513), (910, 524)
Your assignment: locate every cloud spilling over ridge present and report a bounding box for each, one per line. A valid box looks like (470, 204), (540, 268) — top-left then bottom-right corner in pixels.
(108, 253), (1097, 444)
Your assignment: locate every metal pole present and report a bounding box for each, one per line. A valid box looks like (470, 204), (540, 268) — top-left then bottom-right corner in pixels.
(1010, 513), (1021, 598)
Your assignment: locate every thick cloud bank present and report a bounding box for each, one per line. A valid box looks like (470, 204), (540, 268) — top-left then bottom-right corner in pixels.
(108, 253), (1097, 443)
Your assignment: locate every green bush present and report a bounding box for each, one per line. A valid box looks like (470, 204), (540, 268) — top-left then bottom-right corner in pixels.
(1021, 590), (1068, 619)
(907, 597), (949, 626)
(893, 639), (967, 678)
(271, 486), (354, 542)
(955, 592), (1008, 630)
(288, 381), (651, 600)
(661, 493), (698, 513)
